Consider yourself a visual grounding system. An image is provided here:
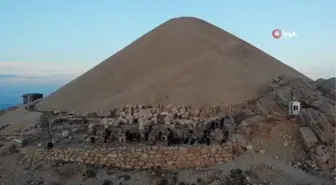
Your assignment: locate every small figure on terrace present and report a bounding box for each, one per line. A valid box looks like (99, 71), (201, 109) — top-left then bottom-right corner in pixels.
(167, 128), (173, 146)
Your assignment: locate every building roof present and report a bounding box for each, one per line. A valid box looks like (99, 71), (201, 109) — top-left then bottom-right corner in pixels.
(22, 93), (43, 97)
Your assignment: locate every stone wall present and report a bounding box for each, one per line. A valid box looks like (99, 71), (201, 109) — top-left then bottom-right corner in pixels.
(21, 144), (233, 169)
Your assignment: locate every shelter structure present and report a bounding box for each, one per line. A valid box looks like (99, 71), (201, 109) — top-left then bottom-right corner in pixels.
(22, 93), (43, 104)
(288, 101), (301, 116)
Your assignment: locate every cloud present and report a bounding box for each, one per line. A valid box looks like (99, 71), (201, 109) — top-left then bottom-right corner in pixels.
(0, 74), (77, 85)
(0, 61), (88, 76)
(0, 61), (89, 84)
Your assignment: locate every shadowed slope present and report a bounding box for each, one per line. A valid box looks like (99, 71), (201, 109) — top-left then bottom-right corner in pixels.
(37, 17), (310, 111)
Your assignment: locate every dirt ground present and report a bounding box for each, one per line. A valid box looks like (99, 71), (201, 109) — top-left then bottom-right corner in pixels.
(0, 106), (41, 135)
(247, 119), (307, 162)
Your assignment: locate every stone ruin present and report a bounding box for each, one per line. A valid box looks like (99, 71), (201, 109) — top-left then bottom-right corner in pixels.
(30, 77), (335, 173)
(5, 78), (334, 172)
(15, 104), (239, 170)
(41, 104), (239, 148)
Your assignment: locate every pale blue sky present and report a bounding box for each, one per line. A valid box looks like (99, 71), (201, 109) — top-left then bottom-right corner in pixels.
(0, 0), (335, 84)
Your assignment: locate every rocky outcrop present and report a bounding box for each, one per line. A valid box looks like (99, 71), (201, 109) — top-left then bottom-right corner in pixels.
(310, 144), (335, 170)
(256, 78), (312, 116)
(254, 78), (335, 121)
(297, 108), (334, 143)
(246, 78), (335, 144)
(310, 97), (335, 127)
(251, 78), (336, 175)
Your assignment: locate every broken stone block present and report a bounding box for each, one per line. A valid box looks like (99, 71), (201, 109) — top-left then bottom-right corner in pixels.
(139, 121), (145, 130)
(119, 136), (126, 142)
(12, 139), (23, 148)
(310, 144), (333, 170)
(327, 153), (335, 169)
(160, 111), (169, 116)
(169, 124), (175, 129)
(259, 149), (266, 154)
(85, 137), (91, 142)
(126, 114), (133, 123)
(62, 130), (70, 138)
(88, 123), (95, 133)
(232, 134), (248, 149)
(151, 117), (158, 125)
(138, 109), (151, 119)
(164, 117), (171, 125)
(172, 107), (178, 114)
(119, 111), (126, 117)
(210, 131), (216, 137)
(315, 145), (331, 163)
(246, 144), (253, 151)
(214, 129), (224, 143)
(133, 112), (139, 119)
(191, 117), (200, 122)
(117, 117), (128, 125)
(299, 127), (319, 150)
(100, 117), (108, 128)
(107, 118), (116, 127)
(184, 119), (195, 126)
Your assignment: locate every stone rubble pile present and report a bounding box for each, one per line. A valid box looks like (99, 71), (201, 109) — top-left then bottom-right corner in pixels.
(292, 159), (325, 177)
(224, 168), (253, 185)
(43, 103), (242, 148)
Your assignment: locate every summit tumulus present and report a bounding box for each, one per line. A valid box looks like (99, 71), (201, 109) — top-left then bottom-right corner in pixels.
(37, 17), (309, 111)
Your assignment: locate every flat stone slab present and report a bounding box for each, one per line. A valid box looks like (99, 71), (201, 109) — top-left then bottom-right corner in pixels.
(299, 127), (318, 150)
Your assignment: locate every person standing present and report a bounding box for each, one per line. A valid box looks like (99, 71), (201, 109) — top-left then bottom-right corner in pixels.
(167, 128), (173, 146)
